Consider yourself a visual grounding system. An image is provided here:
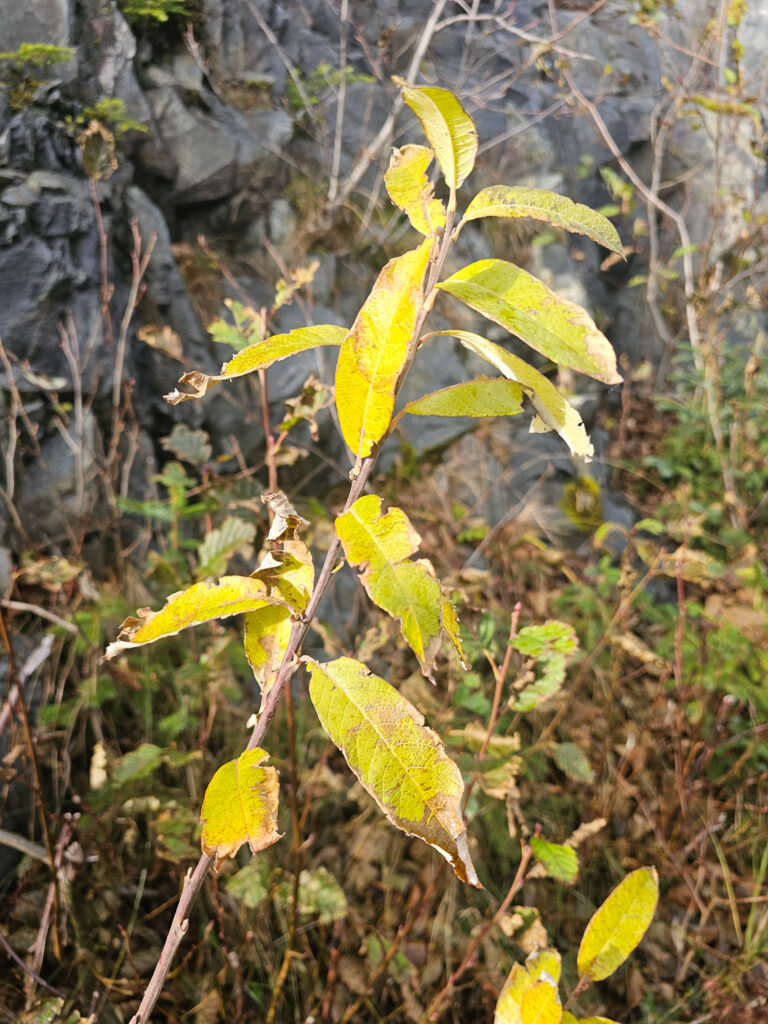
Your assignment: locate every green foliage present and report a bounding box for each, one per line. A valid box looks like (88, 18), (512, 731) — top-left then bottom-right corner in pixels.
(0, 42), (75, 69)
(118, 0), (192, 24)
(80, 97), (147, 136)
(0, 42), (75, 111)
(285, 63), (374, 115)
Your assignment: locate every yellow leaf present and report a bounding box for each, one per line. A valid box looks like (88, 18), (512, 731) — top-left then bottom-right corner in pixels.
(520, 982), (562, 1024)
(200, 747), (281, 866)
(577, 866), (659, 981)
(336, 494), (465, 678)
(437, 261), (621, 385)
(495, 950), (562, 1024)
(335, 240), (431, 457)
(402, 377), (524, 419)
(105, 577), (283, 658)
(460, 186), (623, 256)
(394, 79), (478, 191)
(307, 657), (480, 887)
(384, 144), (446, 236)
(430, 331), (594, 459)
(164, 324), (347, 404)
(243, 605), (293, 695)
(578, 1017), (623, 1023)
(242, 492), (314, 693)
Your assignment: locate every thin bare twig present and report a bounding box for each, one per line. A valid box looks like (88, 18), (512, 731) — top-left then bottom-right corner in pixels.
(547, 0), (740, 523)
(327, 0), (349, 203)
(418, 843), (534, 1024)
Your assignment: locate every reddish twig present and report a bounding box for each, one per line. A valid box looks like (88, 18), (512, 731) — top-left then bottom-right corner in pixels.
(418, 842), (534, 1024)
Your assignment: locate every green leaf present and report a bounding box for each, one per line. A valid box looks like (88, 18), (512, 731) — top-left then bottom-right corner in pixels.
(113, 743), (164, 786)
(200, 747), (281, 866)
(552, 742), (593, 783)
(336, 494), (465, 678)
(384, 144), (446, 236)
(577, 866), (659, 981)
(461, 186), (623, 256)
(197, 516), (256, 580)
(510, 621), (578, 712)
(105, 577), (283, 658)
(160, 423), (212, 465)
(335, 241), (431, 457)
(164, 324), (348, 405)
(307, 656), (480, 887)
(402, 376), (523, 419)
(294, 866), (348, 924)
(226, 859), (270, 909)
(437, 260), (621, 385)
(394, 79), (478, 190)
(431, 331), (594, 458)
(530, 836), (579, 883)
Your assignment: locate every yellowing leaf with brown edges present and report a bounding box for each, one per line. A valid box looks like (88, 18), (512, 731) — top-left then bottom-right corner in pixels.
(243, 491), (314, 693)
(394, 79), (478, 190)
(336, 494), (465, 678)
(577, 866), (659, 981)
(307, 657), (480, 887)
(200, 747), (281, 867)
(437, 260), (621, 385)
(105, 577), (284, 658)
(460, 186), (623, 256)
(335, 241), (431, 457)
(384, 144), (446, 236)
(164, 324), (347, 405)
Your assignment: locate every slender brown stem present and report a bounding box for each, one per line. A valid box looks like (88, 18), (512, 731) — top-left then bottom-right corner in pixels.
(418, 843), (534, 1024)
(0, 611), (60, 960)
(462, 603), (521, 812)
(129, 854), (213, 1024)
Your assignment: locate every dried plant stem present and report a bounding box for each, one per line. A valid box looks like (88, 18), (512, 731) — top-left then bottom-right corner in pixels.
(0, 610), (61, 960)
(418, 842), (534, 1024)
(462, 602), (522, 812)
(548, 0), (739, 522)
(128, 853), (214, 1024)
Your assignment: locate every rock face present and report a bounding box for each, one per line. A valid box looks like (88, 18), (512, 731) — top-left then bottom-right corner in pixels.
(0, 0), (766, 555)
